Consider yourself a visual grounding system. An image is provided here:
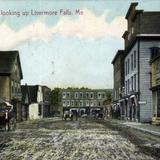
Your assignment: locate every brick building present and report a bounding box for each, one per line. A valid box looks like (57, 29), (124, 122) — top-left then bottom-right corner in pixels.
(61, 88), (112, 115)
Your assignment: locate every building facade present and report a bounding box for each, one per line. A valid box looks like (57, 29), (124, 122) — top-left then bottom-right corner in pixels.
(112, 50), (125, 100)
(21, 85), (51, 120)
(112, 3), (160, 122)
(111, 50), (125, 119)
(61, 89), (111, 115)
(0, 51), (23, 121)
(150, 47), (160, 124)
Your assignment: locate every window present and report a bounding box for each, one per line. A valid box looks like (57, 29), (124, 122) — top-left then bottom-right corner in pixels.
(125, 61), (127, 75)
(86, 100), (89, 106)
(71, 101), (74, 106)
(128, 59), (130, 74)
(90, 101), (94, 106)
(90, 93), (93, 99)
(114, 90), (117, 99)
(62, 92), (66, 99)
(15, 82), (17, 92)
(66, 92), (70, 98)
(131, 76), (133, 91)
(75, 92), (78, 99)
(67, 100), (70, 106)
(11, 81), (14, 93)
(63, 101), (66, 107)
(98, 93), (101, 99)
(125, 81), (127, 94)
(86, 92), (89, 98)
(131, 54), (133, 71)
(134, 74), (136, 91)
(75, 101), (78, 106)
(18, 83), (21, 92)
(127, 79), (129, 93)
(80, 100), (83, 107)
(134, 51), (136, 68)
(79, 92), (83, 98)
(131, 27), (134, 34)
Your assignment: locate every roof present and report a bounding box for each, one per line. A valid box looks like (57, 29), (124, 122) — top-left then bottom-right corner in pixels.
(0, 51), (23, 79)
(122, 31), (128, 39)
(21, 85), (51, 104)
(61, 88), (113, 93)
(111, 50), (124, 64)
(124, 35), (160, 58)
(125, 2), (138, 19)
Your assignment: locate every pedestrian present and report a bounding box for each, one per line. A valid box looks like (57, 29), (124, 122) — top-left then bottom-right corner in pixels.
(75, 110), (78, 121)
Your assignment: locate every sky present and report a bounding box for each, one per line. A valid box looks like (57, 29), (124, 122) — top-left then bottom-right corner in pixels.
(0, 0), (160, 89)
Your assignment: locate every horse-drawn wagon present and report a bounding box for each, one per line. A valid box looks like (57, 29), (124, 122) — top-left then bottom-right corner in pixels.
(62, 110), (73, 121)
(0, 100), (16, 131)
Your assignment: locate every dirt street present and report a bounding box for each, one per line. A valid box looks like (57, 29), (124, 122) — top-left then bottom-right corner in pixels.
(0, 118), (158, 160)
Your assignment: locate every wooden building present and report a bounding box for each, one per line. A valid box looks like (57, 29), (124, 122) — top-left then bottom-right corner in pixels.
(112, 2), (160, 122)
(111, 50), (125, 119)
(21, 85), (51, 120)
(150, 47), (160, 124)
(0, 51), (23, 121)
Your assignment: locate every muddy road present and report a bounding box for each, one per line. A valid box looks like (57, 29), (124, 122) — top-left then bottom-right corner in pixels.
(0, 117), (159, 160)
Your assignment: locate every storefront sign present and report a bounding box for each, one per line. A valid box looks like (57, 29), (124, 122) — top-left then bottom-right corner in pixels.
(138, 101), (147, 105)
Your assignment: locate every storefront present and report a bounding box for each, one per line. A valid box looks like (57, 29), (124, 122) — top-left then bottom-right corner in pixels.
(129, 94), (138, 121)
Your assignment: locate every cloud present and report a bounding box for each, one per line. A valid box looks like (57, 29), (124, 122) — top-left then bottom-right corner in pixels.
(0, 22), (52, 50)
(0, 9), (127, 50)
(54, 9), (126, 39)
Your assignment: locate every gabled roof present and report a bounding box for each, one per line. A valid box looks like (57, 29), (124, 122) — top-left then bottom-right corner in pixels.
(0, 51), (23, 79)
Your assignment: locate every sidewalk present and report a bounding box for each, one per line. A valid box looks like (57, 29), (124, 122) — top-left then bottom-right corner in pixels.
(106, 119), (160, 137)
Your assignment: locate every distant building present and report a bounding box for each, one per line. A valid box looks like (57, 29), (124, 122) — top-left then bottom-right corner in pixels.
(61, 88), (112, 115)
(21, 85), (51, 120)
(111, 50), (125, 119)
(112, 50), (125, 100)
(0, 51), (23, 121)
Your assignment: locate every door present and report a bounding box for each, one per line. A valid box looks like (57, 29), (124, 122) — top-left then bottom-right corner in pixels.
(157, 88), (160, 117)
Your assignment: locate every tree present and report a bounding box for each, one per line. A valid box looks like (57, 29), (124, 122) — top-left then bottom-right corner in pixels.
(50, 88), (61, 112)
(103, 91), (112, 105)
(103, 91), (113, 118)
